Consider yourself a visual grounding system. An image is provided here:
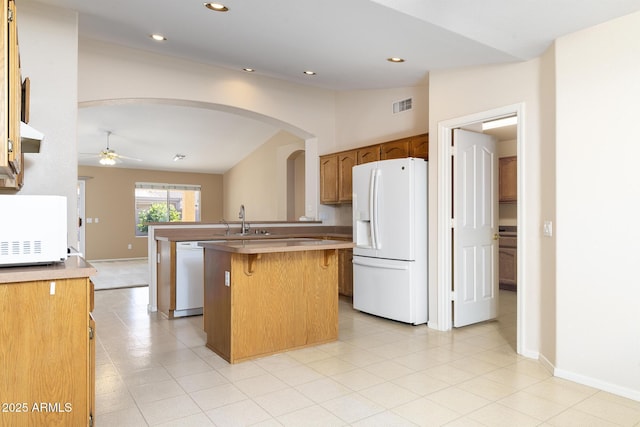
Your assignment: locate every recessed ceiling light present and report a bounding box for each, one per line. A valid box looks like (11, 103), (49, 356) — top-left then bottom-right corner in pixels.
(243, 68), (255, 72)
(387, 57), (405, 63)
(150, 34), (167, 41)
(303, 70), (316, 76)
(204, 2), (229, 12)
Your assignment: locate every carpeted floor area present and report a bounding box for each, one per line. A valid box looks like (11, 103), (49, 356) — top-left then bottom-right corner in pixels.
(89, 258), (149, 290)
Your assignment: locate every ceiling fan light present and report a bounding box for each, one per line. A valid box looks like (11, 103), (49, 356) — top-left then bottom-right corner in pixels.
(99, 157), (116, 166)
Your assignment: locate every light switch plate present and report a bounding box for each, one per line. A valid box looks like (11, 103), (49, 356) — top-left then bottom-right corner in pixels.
(543, 220), (553, 237)
(225, 271), (230, 287)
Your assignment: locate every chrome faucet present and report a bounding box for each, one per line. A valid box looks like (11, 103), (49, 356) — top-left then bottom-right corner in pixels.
(238, 204), (248, 234)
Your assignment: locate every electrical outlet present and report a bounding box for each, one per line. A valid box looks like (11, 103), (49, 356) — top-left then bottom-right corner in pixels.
(127, 244), (132, 250)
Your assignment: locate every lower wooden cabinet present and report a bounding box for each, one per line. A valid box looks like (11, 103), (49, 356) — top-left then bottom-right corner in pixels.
(0, 276), (95, 426)
(338, 248), (353, 296)
(499, 236), (517, 290)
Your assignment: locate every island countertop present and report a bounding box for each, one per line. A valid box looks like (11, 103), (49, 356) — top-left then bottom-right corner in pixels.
(199, 238), (354, 254)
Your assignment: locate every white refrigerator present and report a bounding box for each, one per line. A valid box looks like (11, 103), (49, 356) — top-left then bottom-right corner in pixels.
(352, 157), (428, 325)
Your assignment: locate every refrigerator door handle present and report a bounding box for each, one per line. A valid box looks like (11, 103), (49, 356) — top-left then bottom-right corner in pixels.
(368, 169), (378, 250)
(353, 258), (409, 270)
(371, 168), (381, 250)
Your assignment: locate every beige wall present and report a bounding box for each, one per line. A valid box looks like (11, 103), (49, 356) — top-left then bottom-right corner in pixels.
(335, 85), (429, 150)
(78, 166), (222, 260)
(15, 2), (78, 245)
(428, 59), (542, 355)
(223, 130), (304, 221)
(539, 44), (557, 369)
(554, 11), (640, 398)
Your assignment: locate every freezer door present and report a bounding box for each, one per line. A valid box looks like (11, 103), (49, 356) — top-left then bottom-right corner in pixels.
(353, 256), (415, 323)
(352, 161), (377, 255)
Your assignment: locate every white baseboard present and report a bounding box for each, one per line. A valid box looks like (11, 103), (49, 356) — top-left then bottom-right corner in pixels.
(554, 367), (640, 402)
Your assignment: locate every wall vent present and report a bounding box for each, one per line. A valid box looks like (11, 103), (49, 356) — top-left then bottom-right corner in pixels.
(392, 97), (412, 114)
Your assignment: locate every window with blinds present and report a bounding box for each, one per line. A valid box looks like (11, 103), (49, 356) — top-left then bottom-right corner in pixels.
(135, 182), (201, 236)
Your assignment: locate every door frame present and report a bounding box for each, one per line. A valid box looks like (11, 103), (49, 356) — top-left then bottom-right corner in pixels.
(77, 179), (86, 255)
(435, 103), (526, 355)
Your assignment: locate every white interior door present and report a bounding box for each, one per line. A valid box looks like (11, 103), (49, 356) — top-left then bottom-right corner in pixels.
(453, 129), (498, 327)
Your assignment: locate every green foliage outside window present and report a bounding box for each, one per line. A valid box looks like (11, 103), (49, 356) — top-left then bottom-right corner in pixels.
(137, 203), (181, 232)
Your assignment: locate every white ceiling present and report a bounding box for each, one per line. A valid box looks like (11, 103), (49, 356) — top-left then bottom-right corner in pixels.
(30, 0), (640, 172)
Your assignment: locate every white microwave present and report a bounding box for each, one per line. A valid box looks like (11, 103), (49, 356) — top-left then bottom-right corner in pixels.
(0, 195), (68, 266)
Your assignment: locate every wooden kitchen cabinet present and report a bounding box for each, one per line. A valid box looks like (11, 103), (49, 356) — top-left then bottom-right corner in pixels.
(499, 235), (517, 290)
(0, 0), (24, 190)
(338, 248), (353, 296)
(409, 133), (429, 159)
(380, 138), (410, 160)
(499, 156), (517, 203)
(0, 266), (96, 426)
(338, 150), (356, 202)
(357, 145), (380, 164)
(319, 154), (339, 204)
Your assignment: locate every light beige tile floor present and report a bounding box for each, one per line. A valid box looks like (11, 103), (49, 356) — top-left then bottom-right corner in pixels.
(91, 258), (149, 290)
(94, 285), (640, 426)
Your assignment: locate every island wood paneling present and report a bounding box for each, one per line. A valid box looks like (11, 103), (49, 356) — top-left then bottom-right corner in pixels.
(204, 249), (338, 363)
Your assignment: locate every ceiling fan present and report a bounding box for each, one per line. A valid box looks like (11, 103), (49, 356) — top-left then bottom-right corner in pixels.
(81, 131), (141, 166)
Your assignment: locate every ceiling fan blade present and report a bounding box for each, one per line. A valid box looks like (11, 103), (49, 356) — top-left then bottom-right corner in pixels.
(116, 154), (142, 162)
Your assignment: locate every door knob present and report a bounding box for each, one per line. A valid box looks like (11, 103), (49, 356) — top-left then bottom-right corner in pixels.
(493, 233), (499, 240)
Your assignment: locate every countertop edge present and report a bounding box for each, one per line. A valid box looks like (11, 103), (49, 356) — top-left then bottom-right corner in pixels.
(0, 257), (97, 284)
(199, 239), (355, 254)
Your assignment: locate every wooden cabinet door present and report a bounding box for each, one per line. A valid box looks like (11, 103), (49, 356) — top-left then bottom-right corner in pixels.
(0, 278), (91, 426)
(338, 248), (353, 296)
(409, 134), (429, 159)
(338, 150), (356, 202)
(357, 145), (380, 164)
(499, 156), (517, 202)
(0, 0), (22, 189)
(319, 154), (338, 204)
(381, 138), (410, 160)
(89, 314), (96, 426)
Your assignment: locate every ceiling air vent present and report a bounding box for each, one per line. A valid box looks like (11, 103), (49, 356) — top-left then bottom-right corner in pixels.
(392, 97), (412, 114)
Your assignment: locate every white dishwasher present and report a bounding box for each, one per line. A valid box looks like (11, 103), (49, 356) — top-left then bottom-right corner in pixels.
(175, 241), (206, 317)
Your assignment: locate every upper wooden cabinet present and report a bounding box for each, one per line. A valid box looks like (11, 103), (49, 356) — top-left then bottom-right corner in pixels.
(499, 156), (517, 203)
(338, 150), (356, 202)
(380, 138), (410, 160)
(409, 133), (429, 159)
(319, 154), (339, 204)
(0, 0), (23, 190)
(357, 145), (380, 164)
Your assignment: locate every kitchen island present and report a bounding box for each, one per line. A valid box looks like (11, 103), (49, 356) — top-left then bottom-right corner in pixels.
(199, 238), (353, 363)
